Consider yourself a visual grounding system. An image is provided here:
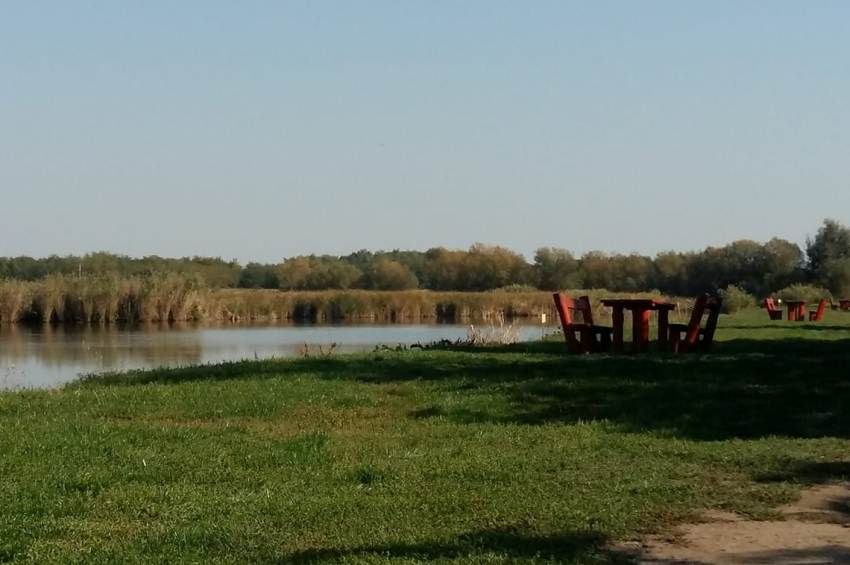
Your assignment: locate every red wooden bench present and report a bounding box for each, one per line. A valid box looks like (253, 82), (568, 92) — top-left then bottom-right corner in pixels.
(839, 299), (850, 312)
(668, 294), (722, 353)
(552, 293), (613, 353)
(809, 298), (827, 321)
(763, 298), (783, 320)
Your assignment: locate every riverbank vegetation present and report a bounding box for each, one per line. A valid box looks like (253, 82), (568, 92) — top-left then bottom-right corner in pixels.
(3, 219), (849, 299)
(2, 310), (850, 562)
(0, 277), (677, 325)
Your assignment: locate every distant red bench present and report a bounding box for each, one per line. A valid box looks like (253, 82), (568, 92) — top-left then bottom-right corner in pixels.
(552, 293), (613, 354)
(763, 298), (783, 320)
(839, 299), (850, 312)
(668, 294), (722, 353)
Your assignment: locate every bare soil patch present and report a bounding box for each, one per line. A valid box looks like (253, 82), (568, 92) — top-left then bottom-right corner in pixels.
(616, 483), (850, 564)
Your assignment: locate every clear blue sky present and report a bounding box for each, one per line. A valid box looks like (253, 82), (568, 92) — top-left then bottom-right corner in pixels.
(2, 1), (848, 263)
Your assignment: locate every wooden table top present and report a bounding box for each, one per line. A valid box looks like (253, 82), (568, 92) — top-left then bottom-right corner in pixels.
(782, 300), (807, 306)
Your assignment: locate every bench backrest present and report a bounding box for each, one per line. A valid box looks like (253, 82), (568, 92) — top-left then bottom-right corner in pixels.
(764, 298), (780, 312)
(553, 293), (595, 353)
(812, 298), (827, 321)
(684, 294), (722, 351)
(552, 293), (594, 326)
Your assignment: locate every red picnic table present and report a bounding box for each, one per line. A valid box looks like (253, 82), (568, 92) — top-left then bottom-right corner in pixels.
(600, 298), (677, 353)
(784, 300), (806, 321)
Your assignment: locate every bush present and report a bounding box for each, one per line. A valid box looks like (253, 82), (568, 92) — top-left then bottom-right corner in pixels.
(823, 257), (850, 298)
(718, 284), (755, 314)
(775, 284), (832, 304)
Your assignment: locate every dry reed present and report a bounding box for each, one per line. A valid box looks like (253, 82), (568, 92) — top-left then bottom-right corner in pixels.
(0, 277), (685, 325)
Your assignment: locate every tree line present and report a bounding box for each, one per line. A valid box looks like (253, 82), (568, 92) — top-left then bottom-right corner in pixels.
(3, 219), (849, 298)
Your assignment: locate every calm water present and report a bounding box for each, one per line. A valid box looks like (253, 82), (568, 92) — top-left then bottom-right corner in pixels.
(0, 323), (552, 390)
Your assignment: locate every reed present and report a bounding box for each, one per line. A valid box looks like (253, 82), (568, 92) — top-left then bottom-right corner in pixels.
(213, 289), (682, 323)
(0, 277), (685, 325)
(0, 280), (34, 323)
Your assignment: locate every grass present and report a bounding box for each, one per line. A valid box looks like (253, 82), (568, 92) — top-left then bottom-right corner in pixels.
(2, 308), (850, 562)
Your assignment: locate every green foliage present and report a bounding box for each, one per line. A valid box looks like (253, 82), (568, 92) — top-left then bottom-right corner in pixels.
(807, 219), (850, 289)
(534, 247), (580, 290)
(823, 257), (850, 298)
(0, 220), (840, 296)
(682, 239), (804, 297)
(718, 284), (755, 314)
(238, 262), (280, 289)
(361, 258), (419, 290)
(775, 283), (832, 304)
(425, 244), (532, 291)
(0, 253), (242, 287)
(276, 256), (362, 290)
(576, 252), (659, 292)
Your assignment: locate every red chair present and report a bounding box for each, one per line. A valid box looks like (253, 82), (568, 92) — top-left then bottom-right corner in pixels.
(763, 298), (783, 320)
(552, 293), (613, 353)
(809, 299), (827, 321)
(668, 294), (722, 353)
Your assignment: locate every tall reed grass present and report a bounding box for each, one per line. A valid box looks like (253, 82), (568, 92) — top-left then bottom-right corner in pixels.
(0, 274), (210, 324)
(0, 277), (683, 325)
(0, 280), (34, 324)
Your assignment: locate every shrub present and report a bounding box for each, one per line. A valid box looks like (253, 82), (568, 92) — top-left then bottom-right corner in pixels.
(718, 284), (755, 314)
(823, 257), (850, 298)
(775, 284), (832, 304)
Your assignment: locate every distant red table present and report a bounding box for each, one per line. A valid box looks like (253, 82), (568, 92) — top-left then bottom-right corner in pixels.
(784, 300), (806, 321)
(840, 299), (850, 312)
(600, 299), (677, 353)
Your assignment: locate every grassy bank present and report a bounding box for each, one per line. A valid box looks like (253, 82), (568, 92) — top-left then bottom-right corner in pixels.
(0, 276), (678, 324)
(3, 309), (849, 562)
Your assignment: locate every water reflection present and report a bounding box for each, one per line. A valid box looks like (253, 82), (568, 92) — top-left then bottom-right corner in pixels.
(0, 322), (552, 390)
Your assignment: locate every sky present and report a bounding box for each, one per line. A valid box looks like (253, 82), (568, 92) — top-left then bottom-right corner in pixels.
(2, 1), (849, 263)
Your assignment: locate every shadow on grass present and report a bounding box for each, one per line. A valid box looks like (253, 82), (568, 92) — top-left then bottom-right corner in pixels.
(283, 528), (610, 563)
(721, 323), (850, 332)
(725, 547), (850, 564)
(75, 337), (850, 441)
(755, 461), (850, 484)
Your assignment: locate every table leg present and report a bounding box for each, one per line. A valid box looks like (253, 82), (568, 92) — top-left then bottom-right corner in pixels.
(612, 306), (624, 353)
(787, 306), (796, 321)
(657, 309), (669, 351)
(798, 304), (806, 322)
(632, 308), (650, 353)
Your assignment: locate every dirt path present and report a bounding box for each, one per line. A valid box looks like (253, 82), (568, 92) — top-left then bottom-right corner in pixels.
(616, 483), (850, 564)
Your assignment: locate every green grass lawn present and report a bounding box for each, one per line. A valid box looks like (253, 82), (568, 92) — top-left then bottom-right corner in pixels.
(2, 309), (850, 563)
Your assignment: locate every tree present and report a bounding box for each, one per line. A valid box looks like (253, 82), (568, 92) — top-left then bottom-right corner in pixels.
(654, 251), (691, 295)
(807, 219), (850, 292)
(760, 238), (803, 294)
(239, 263), (280, 289)
(533, 248), (580, 290)
(362, 259), (419, 290)
(823, 257), (850, 298)
(276, 256), (362, 290)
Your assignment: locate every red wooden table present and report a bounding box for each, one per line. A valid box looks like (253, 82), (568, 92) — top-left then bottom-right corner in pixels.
(784, 300), (806, 321)
(600, 299), (676, 353)
(840, 299), (850, 312)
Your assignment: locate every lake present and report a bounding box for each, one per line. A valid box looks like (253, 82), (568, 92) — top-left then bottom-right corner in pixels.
(0, 322), (554, 389)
